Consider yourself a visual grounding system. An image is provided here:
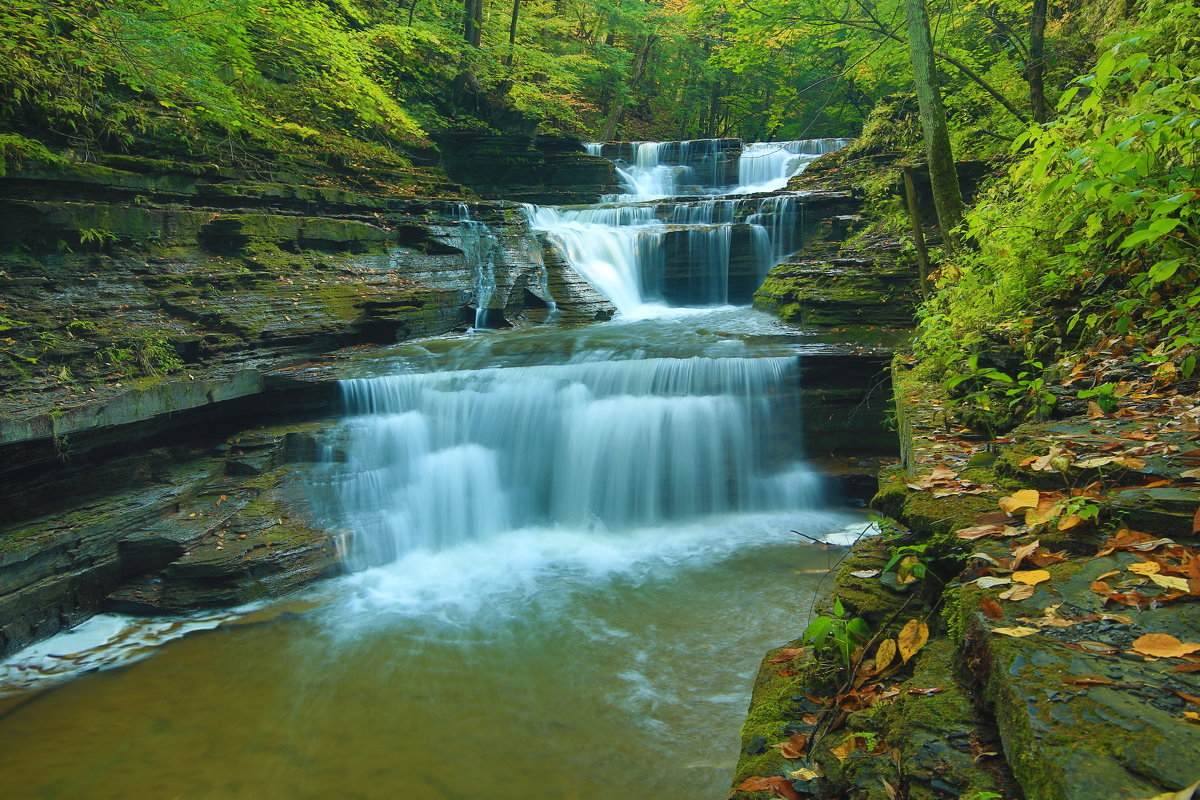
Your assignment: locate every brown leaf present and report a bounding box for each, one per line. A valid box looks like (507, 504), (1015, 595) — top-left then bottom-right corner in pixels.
(898, 619), (929, 663)
(1131, 633), (1200, 659)
(1064, 674), (1124, 687)
(956, 524), (1005, 540)
(1193, 504), (1200, 535)
(1173, 690), (1200, 707)
(980, 597), (1005, 620)
(736, 776), (801, 799)
(772, 733), (809, 759)
(1026, 495), (1063, 527)
(999, 584), (1036, 601)
(1105, 591), (1156, 610)
(1010, 539), (1042, 571)
(770, 648), (807, 664)
(906, 687), (945, 695)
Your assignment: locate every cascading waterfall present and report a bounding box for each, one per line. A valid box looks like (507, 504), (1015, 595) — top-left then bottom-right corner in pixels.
(0, 136), (873, 800)
(734, 138), (852, 194)
(323, 355), (822, 570)
(528, 137), (848, 315)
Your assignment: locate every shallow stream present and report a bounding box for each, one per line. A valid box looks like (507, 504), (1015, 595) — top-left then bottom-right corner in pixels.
(0, 139), (869, 799)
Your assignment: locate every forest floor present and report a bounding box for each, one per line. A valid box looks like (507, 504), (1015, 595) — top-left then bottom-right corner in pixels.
(730, 347), (1200, 800)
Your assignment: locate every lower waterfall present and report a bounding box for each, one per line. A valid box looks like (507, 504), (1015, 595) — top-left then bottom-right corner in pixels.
(321, 354), (821, 570)
(0, 140), (871, 800)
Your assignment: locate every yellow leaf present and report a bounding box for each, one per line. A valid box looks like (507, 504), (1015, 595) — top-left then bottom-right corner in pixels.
(991, 626), (1040, 637)
(1131, 633), (1200, 659)
(830, 737), (859, 762)
(1128, 562), (1162, 576)
(898, 619), (929, 664)
(1057, 513), (1084, 531)
(1012, 569), (1051, 585)
(1150, 573), (1192, 592)
(874, 638), (897, 672)
(999, 489), (1040, 514)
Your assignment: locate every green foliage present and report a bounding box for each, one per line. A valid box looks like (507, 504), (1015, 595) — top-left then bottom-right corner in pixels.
(96, 331), (182, 376)
(915, 0), (1200, 419)
(803, 597), (872, 667)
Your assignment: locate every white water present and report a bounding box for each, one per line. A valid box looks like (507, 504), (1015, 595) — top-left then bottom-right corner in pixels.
(321, 354), (824, 571)
(0, 136), (870, 800)
(734, 138), (851, 194)
(528, 137), (848, 316)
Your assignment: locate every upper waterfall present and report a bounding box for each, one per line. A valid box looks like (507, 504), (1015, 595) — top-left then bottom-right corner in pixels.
(528, 137), (848, 317)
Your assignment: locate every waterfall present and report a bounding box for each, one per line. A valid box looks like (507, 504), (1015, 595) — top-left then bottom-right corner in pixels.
(456, 203), (502, 329)
(324, 355), (820, 570)
(733, 138), (851, 194)
(529, 137), (848, 315)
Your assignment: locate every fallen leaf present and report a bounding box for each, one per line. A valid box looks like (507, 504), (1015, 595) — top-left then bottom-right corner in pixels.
(772, 733), (809, 759)
(980, 597), (1005, 620)
(991, 626), (1040, 637)
(999, 489), (1040, 515)
(1131, 633), (1200, 659)
(1062, 640), (1120, 655)
(850, 569), (881, 579)
(874, 638), (897, 672)
(1169, 664), (1200, 674)
(1076, 455), (1121, 469)
(830, 738), (859, 762)
(770, 648), (807, 664)
(1150, 573), (1191, 592)
(956, 524), (1005, 540)
(1179, 711), (1200, 724)
(788, 767), (819, 781)
(975, 576), (1013, 589)
(1064, 674), (1127, 687)
(898, 619), (929, 663)
(999, 584), (1036, 601)
(1012, 569), (1051, 586)
(1101, 613), (1134, 624)
(1129, 562), (1162, 576)
(906, 687), (945, 695)
(736, 776), (801, 799)
(1010, 539), (1042, 571)
(1026, 495), (1063, 527)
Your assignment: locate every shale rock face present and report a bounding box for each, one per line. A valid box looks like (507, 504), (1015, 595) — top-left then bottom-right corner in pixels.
(0, 154), (617, 655)
(0, 420), (339, 655)
(436, 133), (621, 204)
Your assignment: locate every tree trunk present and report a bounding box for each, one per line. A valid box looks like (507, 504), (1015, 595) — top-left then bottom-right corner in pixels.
(463, 0), (483, 47)
(599, 35), (657, 141)
(902, 166), (932, 300)
(1028, 0), (1048, 123)
(903, 0), (964, 250)
(504, 0), (520, 65)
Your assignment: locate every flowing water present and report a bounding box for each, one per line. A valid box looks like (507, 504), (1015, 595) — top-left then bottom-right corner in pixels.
(0, 139), (868, 800)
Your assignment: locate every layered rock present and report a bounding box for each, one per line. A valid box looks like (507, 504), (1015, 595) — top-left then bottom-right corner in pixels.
(436, 133), (621, 204)
(0, 155), (618, 655)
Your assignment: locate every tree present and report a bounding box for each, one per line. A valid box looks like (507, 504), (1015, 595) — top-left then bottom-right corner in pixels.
(903, 0), (964, 249)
